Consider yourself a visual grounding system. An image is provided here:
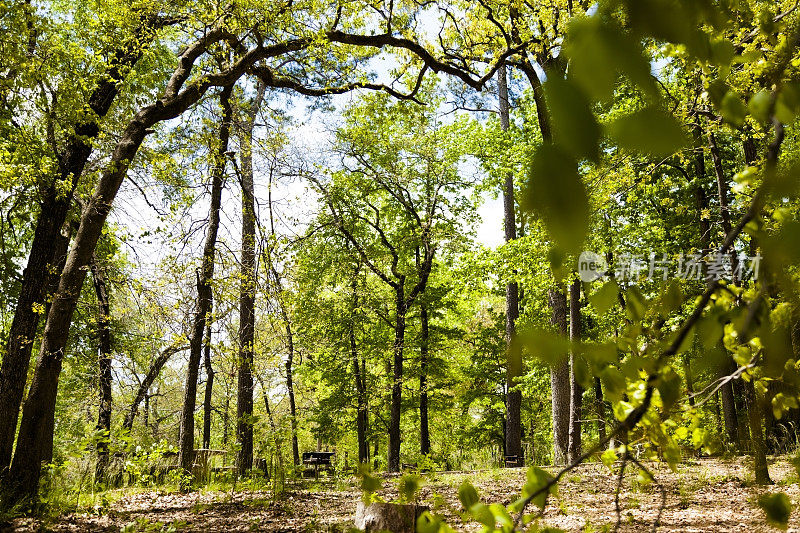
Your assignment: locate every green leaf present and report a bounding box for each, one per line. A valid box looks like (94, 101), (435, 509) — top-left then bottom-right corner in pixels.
(710, 38), (735, 66)
(720, 91), (747, 126)
(360, 471), (382, 493)
(458, 481), (479, 510)
(468, 502), (495, 528)
(523, 144), (589, 252)
(624, 286), (647, 322)
(544, 74), (600, 161)
(566, 17), (657, 101)
(416, 511), (446, 533)
(607, 106), (687, 157)
(590, 280), (619, 314)
(656, 367), (681, 411)
(661, 279), (683, 313)
(600, 366), (626, 402)
(601, 448), (618, 469)
(398, 473), (422, 503)
(776, 83), (800, 123)
(489, 503), (513, 528)
(748, 90), (772, 123)
(523, 466), (556, 510)
(520, 327), (569, 367)
(758, 492), (792, 529)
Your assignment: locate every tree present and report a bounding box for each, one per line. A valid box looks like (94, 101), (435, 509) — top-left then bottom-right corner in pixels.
(178, 85), (233, 473)
(235, 80), (265, 475)
(497, 62), (522, 464)
(309, 90), (472, 470)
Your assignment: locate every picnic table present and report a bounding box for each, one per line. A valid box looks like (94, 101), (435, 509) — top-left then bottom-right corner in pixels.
(302, 451), (335, 478)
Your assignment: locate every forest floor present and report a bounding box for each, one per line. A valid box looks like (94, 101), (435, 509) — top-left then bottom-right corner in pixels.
(4, 456), (800, 532)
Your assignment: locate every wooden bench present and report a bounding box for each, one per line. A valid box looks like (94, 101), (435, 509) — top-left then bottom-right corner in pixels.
(504, 455), (523, 467)
(192, 449), (228, 481)
(302, 451), (335, 478)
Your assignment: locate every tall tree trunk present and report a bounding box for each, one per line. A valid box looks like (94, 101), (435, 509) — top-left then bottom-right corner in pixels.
(498, 62), (522, 464)
(684, 353), (696, 407)
(567, 278), (583, 463)
(256, 373), (284, 474)
(202, 321), (213, 449)
(123, 344), (187, 431)
(236, 84), (261, 476)
(178, 86), (233, 473)
(594, 378), (606, 442)
(743, 379), (772, 484)
(285, 322), (300, 466)
(548, 288), (570, 465)
(351, 274), (369, 464)
(420, 301), (430, 456)
(710, 131), (769, 479)
(692, 124), (739, 446)
(388, 283), (407, 472)
(89, 255), (113, 482)
(0, 19), (165, 472)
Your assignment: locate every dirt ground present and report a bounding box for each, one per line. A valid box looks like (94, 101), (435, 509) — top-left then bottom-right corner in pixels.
(5, 456), (800, 532)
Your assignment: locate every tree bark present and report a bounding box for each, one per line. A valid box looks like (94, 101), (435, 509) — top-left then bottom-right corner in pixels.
(38, 228), (70, 468)
(567, 278), (583, 463)
(202, 321), (214, 450)
(178, 85), (233, 473)
(710, 131), (769, 481)
(0, 17), (167, 473)
(498, 61), (522, 464)
(594, 378), (606, 442)
(235, 83), (263, 476)
(388, 284), (407, 472)
(692, 124), (739, 447)
(351, 273), (369, 464)
(743, 379), (772, 484)
(285, 321), (300, 467)
(419, 301), (430, 456)
(123, 344), (188, 431)
(89, 255), (113, 481)
(548, 288), (570, 465)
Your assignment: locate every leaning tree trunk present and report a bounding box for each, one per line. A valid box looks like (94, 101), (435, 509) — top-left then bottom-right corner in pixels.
(123, 344), (188, 431)
(498, 62), (522, 464)
(38, 228), (70, 468)
(388, 282), (407, 472)
(178, 85), (233, 473)
(420, 301), (430, 456)
(202, 321), (214, 450)
(548, 288), (569, 465)
(90, 255), (113, 481)
(0, 20), (163, 472)
(5, 29), (246, 503)
(567, 278), (583, 464)
(236, 83), (263, 476)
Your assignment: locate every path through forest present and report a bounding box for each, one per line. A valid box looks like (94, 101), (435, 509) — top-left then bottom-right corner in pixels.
(5, 457), (800, 532)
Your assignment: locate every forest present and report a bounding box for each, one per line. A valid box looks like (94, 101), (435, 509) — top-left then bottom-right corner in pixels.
(2, 0), (800, 531)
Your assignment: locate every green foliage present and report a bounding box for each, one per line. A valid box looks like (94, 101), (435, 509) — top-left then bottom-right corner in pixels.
(758, 492), (792, 529)
(524, 144), (589, 252)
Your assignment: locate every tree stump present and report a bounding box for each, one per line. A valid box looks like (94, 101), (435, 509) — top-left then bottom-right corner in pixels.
(354, 502), (429, 532)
